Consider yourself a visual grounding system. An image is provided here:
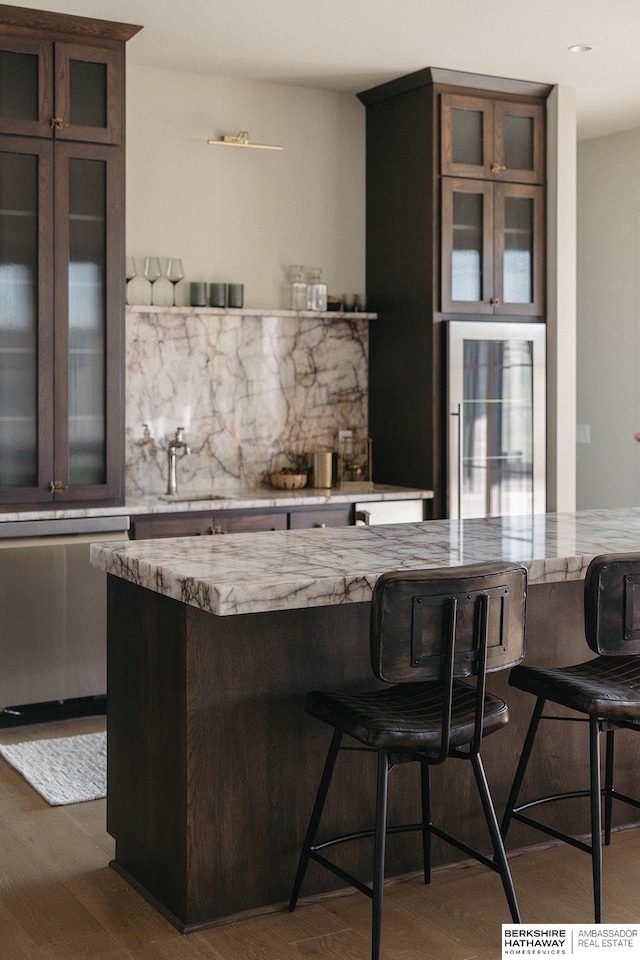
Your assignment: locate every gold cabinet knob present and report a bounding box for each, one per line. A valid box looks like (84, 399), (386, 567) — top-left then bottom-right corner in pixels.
(490, 298), (503, 307)
(490, 162), (507, 174)
(50, 116), (65, 130)
(48, 480), (68, 493)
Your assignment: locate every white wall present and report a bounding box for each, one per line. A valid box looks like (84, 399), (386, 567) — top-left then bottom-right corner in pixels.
(546, 85), (577, 513)
(125, 64), (366, 309)
(577, 128), (640, 508)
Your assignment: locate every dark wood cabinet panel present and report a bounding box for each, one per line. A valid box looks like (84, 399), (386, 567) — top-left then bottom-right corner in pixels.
(0, 36), (53, 137)
(54, 42), (125, 145)
(212, 510), (287, 534)
(358, 68), (550, 518)
(130, 513), (216, 539)
(288, 504), (352, 528)
(131, 508), (287, 539)
(441, 178), (545, 317)
(441, 93), (545, 184)
(130, 503), (354, 540)
(0, 7), (139, 509)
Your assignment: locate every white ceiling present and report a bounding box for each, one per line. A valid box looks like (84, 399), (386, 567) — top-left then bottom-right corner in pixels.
(5, 0), (640, 140)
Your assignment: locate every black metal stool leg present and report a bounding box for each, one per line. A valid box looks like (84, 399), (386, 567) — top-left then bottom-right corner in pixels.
(472, 753), (521, 923)
(371, 749), (389, 960)
(589, 719), (603, 922)
(501, 696), (545, 841)
(289, 728), (343, 912)
(420, 757), (432, 884)
(604, 728), (615, 846)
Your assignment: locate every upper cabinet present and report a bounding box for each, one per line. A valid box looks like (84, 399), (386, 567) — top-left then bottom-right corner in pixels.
(441, 94), (545, 184)
(0, 5), (141, 509)
(441, 178), (544, 316)
(0, 33), (127, 143)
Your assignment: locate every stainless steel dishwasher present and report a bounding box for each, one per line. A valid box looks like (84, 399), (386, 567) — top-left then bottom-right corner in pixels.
(0, 515), (129, 718)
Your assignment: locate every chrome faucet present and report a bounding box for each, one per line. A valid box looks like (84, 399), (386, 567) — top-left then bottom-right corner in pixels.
(167, 427), (191, 495)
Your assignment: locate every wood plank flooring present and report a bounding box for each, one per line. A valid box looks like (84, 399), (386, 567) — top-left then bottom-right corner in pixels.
(0, 716), (639, 960)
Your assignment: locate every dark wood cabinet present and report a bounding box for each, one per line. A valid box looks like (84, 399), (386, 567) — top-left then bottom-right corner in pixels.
(358, 67), (551, 517)
(0, 6), (140, 508)
(130, 503), (354, 540)
(440, 93), (545, 184)
(288, 504), (352, 528)
(441, 177), (544, 316)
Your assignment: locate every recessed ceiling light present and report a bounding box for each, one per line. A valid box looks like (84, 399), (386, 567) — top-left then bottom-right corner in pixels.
(568, 44), (592, 53)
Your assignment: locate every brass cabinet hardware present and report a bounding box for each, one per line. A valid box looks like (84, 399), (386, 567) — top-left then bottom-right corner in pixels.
(50, 116), (65, 130)
(48, 480), (68, 492)
(206, 525), (226, 535)
(490, 298), (503, 307)
(490, 162), (507, 174)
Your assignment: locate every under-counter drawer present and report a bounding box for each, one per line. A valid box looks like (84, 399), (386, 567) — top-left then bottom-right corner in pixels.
(130, 512), (216, 539)
(211, 511), (287, 534)
(288, 505), (352, 529)
(130, 509), (288, 539)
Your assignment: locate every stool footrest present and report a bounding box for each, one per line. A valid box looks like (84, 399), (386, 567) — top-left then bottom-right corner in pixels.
(429, 823), (503, 872)
(511, 810), (594, 855)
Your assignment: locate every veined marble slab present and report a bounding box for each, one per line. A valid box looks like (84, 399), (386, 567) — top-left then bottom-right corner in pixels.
(90, 508), (640, 617)
(0, 485), (430, 524)
(125, 308), (369, 498)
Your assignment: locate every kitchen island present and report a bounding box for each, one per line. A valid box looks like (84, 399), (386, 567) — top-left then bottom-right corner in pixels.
(91, 508), (640, 932)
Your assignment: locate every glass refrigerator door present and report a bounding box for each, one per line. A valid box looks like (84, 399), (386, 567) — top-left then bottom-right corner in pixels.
(447, 321), (546, 519)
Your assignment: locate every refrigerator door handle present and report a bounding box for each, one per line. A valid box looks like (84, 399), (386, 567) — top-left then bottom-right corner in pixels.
(450, 403), (463, 520)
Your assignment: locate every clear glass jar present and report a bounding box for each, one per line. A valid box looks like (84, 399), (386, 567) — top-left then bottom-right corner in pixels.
(306, 267), (327, 311)
(288, 265), (308, 311)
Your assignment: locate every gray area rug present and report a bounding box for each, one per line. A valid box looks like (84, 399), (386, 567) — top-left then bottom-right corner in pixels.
(0, 731), (106, 805)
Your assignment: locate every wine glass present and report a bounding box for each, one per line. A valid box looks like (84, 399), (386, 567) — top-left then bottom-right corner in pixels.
(143, 257), (161, 285)
(126, 256), (137, 282)
(166, 258), (184, 306)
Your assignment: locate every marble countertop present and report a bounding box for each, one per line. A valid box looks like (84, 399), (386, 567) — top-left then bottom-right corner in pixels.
(90, 507), (640, 617)
(0, 484), (432, 525)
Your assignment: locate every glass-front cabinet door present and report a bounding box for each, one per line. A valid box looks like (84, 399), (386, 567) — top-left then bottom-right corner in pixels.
(494, 183), (544, 316)
(441, 178), (494, 314)
(447, 321), (546, 520)
(53, 142), (123, 503)
(0, 38), (53, 137)
(0, 138), (123, 505)
(0, 37), (123, 143)
(54, 43), (124, 144)
(0, 136), (54, 504)
(441, 179), (544, 317)
(441, 94), (544, 184)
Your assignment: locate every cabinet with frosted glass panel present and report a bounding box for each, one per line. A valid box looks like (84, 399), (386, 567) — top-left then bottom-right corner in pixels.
(441, 178), (544, 316)
(0, 6), (140, 506)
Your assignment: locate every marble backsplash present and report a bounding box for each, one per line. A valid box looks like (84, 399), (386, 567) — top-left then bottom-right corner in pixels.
(125, 308), (369, 498)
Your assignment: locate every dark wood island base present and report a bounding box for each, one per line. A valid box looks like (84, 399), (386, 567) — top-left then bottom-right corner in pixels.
(106, 574), (640, 932)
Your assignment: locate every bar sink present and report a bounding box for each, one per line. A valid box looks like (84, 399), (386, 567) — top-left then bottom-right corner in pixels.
(158, 493), (230, 502)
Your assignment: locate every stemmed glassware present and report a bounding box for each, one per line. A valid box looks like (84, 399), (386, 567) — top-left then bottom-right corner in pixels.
(143, 257), (161, 285)
(166, 258), (184, 306)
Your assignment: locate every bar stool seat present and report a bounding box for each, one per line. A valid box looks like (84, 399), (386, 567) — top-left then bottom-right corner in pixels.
(289, 560), (528, 960)
(509, 656), (640, 720)
(306, 680), (510, 751)
(502, 553), (640, 923)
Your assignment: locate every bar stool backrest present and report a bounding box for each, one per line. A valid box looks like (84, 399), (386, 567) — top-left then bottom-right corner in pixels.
(370, 561), (527, 684)
(584, 552), (640, 656)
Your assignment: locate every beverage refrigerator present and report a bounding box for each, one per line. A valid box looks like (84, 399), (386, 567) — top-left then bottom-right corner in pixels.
(446, 320), (546, 520)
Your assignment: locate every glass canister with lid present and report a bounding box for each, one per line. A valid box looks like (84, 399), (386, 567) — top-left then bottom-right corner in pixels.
(306, 267), (328, 311)
(288, 265), (308, 311)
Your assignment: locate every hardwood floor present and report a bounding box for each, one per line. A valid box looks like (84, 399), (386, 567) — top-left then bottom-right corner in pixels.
(0, 716), (639, 960)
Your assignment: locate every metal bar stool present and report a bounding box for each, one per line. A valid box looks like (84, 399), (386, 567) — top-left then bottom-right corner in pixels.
(502, 552), (640, 921)
(289, 561), (527, 960)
